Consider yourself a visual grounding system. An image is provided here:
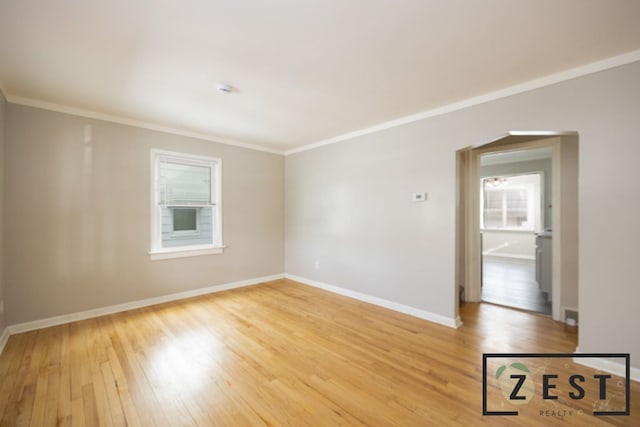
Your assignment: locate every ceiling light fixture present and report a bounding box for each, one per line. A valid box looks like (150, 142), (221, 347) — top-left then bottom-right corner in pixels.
(216, 83), (233, 94)
(484, 177), (507, 187)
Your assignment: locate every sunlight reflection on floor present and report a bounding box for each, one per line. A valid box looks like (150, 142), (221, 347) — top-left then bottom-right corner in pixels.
(149, 330), (224, 396)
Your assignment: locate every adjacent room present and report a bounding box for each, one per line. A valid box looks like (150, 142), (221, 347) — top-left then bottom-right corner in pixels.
(1, 1), (639, 425)
(480, 147), (553, 315)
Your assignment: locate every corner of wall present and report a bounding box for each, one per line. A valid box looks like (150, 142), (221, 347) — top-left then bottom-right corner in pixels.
(0, 326), (9, 355)
(0, 90), (5, 338)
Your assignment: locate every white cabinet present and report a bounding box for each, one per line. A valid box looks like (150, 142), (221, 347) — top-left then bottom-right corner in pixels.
(536, 234), (552, 300)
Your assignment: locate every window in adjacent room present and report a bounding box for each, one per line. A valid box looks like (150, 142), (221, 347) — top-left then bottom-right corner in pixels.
(150, 150), (223, 260)
(480, 173), (541, 231)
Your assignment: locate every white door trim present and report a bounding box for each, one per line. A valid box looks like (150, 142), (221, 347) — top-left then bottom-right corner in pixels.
(457, 131), (578, 322)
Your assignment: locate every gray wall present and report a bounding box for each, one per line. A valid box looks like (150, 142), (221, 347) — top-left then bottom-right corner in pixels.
(0, 90), (5, 335)
(5, 105), (284, 324)
(481, 158), (552, 229)
(285, 61), (640, 369)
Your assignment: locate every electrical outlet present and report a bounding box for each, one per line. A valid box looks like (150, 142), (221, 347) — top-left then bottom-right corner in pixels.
(314, 261), (320, 270)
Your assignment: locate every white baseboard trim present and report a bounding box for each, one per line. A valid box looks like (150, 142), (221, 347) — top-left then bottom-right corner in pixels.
(6, 274), (285, 336)
(285, 274), (461, 329)
(3, 272), (461, 355)
(0, 326), (9, 355)
(574, 347), (640, 382)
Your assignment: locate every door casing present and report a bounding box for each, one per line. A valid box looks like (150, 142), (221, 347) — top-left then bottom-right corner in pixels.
(455, 131), (579, 322)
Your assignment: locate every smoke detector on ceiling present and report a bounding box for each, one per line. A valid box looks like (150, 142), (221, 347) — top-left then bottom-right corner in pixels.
(216, 83), (233, 94)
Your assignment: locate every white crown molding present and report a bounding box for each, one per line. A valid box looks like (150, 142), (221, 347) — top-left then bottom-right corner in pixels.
(4, 274), (284, 337)
(285, 273), (461, 329)
(5, 94), (285, 155)
(574, 347), (640, 382)
(4, 49), (639, 157)
(285, 49), (640, 155)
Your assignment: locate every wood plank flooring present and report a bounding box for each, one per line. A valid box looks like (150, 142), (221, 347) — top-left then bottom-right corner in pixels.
(482, 256), (552, 315)
(0, 279), (637, 426)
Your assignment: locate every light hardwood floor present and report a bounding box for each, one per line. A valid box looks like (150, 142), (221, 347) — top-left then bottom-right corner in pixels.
(0, 279), (637, 426)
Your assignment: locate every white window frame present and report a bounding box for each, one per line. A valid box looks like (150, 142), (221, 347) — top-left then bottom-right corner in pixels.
(149, 149), (223, 260)
(480, 173), (542, 232)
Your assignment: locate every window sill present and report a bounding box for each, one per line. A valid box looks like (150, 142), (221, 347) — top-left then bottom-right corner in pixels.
(149, 245), (225, 261)
(481, 228), (536, 234)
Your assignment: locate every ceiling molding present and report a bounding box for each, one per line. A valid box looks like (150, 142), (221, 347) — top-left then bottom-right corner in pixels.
(5, 95), (285, 155)
(3, 49), (639, 157)
(285, 49), (640, 156)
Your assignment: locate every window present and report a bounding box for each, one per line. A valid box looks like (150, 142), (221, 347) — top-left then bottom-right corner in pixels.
(172, 208), (197, 232)
(150, 150), (222, 260)
(481, 173), (541, 231)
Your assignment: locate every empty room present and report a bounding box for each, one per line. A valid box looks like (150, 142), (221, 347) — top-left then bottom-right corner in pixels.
(1, 1), (639, 425)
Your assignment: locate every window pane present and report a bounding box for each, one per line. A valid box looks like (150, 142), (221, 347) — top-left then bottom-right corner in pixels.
(482, 179), (533, 229)
(159, 161), (211, 205)
(483, 187), (503, 228)
(161, 207), (214, 248)
(505, 189), (528, 227)
(173, 208), (197, 231)
(483, 210), (503, 228)
(484, 190), (502, 209)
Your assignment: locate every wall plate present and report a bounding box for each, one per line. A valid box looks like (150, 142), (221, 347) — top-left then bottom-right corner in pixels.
(412, 192), (427, 202)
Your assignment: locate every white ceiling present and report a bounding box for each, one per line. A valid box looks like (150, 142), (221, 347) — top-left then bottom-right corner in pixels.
(1, 1), (640, 153)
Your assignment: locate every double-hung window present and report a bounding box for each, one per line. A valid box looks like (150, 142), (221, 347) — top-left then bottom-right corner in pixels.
(150, 150), (223, 260)
(480, 173), (541, 231)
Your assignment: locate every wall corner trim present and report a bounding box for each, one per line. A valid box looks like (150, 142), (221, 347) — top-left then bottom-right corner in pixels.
(455, 316), (463, 328)
(284, 273), (460, 329)
(0, 327), (9, 355)
(574, 347), (640, 382)
(3, 274), (285, 339)
(0, 80), (7, 101)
